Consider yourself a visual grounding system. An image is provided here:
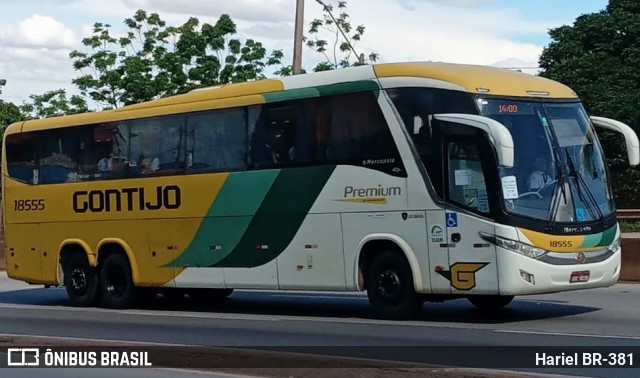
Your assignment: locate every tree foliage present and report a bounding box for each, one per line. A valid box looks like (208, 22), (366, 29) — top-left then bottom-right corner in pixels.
(305, 0), (379, 71)
(5, 4), (378, 122)
(69, 10), (285, 109)
(0, 100), (25, 163)
(539, 0), (640, 208)
(0, 100), (23, 129)
(19, 89), (88, 120)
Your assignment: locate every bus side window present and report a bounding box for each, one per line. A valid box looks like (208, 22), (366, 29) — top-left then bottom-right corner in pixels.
(315, 91), (405, 177)
(186, 107), (247, 173)
(128, 115), (185, 177)
(88, 123), (127, 180)
(38, 128), (82, 184)
(446, 142), (490, 214)
(248, 102), (311, 169)
(247, 105), (270, 169)
(266, 106), (298, 165)
(387, 87), (478, 198)
(5, 133), (39, 184)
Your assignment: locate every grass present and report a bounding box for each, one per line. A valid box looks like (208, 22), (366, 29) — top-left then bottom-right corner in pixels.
(620, 220), (640, 233)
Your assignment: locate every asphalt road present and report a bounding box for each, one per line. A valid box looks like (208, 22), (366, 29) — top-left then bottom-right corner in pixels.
(0, 362), (258, 378)
(0, 273), (638, 378)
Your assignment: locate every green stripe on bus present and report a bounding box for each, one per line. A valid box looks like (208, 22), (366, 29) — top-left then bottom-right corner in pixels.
(578, 225), (617, 249)
(598, 225), (617, 247)
(263, 88), (321, 103)
(211, 170), (280, 216)
(210, 165), (336, 268)
(262, 80), (380, 103)
(166, 170), (280, 268)
(315, 81), (380, 96)
(580, 232), (603, 248)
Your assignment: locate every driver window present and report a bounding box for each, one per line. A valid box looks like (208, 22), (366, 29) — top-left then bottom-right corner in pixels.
(447, 142), (489, 214)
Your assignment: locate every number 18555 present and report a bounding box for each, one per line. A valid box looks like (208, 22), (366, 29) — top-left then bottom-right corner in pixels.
(14, 199), (45, 211)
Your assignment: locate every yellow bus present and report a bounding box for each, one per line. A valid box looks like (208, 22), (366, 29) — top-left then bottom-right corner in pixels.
(3, 62), (638, 319)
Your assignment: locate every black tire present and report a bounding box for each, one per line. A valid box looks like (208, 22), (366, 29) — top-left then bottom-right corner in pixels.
(468, 295), (514, 310)
(63, 253), (100, 307)
(187, 288), (234, 304)
(99, 253), (135, 309)
(365, 250), (422, 320)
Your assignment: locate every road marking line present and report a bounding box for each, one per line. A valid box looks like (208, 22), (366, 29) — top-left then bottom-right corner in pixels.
(495, 329), (640, 340)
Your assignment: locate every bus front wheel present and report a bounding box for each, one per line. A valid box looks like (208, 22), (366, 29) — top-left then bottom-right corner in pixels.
(63, 253), (99, 307)
(468, 295), (514, 310)
(99, 253), (135, 309)
(365, 250), (422, 320)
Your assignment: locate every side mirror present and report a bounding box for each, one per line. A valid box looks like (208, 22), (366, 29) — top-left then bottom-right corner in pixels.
(590, 116), (640, 166)
(432, 114), (514, 168)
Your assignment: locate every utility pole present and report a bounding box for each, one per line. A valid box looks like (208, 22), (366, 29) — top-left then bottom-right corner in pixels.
(293, 0), (305, 75)
(0, 78), (6, 96)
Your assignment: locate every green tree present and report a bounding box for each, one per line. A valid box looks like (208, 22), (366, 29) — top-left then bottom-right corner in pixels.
(539, 0), (640, 208)
(19, 89), (88, 119)
(69, 10), (284, 109)
(305, 0), (379, 72)
(0, 99), (26, 169)
(0, 100), (24, 130)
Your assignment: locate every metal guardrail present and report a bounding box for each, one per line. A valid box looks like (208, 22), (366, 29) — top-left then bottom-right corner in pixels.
(618, 209), (640, 220)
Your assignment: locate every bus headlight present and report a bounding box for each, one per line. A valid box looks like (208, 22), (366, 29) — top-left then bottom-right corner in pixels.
(608, 238), (621, 254)
(480, 233), (548, 259)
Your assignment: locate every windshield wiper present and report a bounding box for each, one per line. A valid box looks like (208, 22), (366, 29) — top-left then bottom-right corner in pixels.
(546, 150), (567, 231)
(564, 148), (606, 227)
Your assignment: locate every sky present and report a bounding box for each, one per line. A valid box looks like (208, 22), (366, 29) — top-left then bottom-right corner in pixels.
(0, 0), (609, 107)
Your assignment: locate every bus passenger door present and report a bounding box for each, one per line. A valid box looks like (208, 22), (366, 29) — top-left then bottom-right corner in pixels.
(412, 113), (509, 295)
(439, 136), (499, 295)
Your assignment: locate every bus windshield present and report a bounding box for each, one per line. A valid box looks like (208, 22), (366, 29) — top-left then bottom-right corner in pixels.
(477, 99), (614, 223)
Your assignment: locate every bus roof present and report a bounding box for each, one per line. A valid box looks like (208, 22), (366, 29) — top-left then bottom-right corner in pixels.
(373, 62), (577, 99)
(6, 61), (578, 135)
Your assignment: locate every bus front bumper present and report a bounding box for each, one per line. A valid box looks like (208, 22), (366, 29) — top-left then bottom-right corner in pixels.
(496, 247), (621, 296)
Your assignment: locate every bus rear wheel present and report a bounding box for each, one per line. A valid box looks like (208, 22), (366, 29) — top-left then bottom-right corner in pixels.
(365, 250), (422, 320)
(63, 253), (99, 307)
(468, 295), (514, 310)
(100, 253), (135, 309)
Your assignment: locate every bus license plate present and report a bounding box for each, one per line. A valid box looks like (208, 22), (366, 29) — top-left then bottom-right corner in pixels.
(570, 271), (590, 283)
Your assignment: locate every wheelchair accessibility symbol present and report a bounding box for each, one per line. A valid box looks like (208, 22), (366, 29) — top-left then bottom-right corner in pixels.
(446, 213), (458, 228)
